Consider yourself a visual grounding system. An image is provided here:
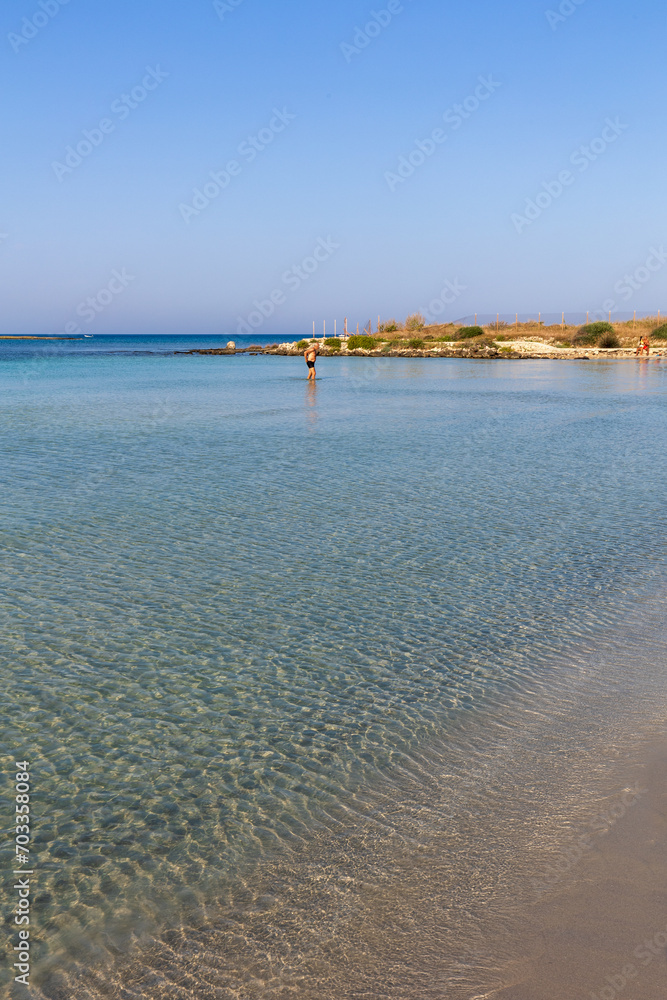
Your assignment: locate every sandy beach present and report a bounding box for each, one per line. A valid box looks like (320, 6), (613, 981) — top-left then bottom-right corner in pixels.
(479, 737), (667, 1000)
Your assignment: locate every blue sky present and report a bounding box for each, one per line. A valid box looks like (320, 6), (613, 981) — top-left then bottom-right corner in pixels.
(1, 0), (665, 337)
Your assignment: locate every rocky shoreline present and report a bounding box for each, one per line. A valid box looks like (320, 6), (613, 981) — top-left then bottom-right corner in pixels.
(179, 338), (667, 361)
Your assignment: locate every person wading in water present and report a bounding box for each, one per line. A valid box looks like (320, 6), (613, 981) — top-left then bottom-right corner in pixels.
(304, 342), (318, 380)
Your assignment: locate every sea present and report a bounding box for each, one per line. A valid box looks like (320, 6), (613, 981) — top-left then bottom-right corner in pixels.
(1, 335), (666, 998)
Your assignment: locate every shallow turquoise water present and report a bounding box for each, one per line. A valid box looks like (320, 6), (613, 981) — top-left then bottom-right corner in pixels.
(1, 351), (666, 997)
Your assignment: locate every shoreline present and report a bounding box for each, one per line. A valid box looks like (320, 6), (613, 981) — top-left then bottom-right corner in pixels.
(182, 341), (667, 360)
(4, 332), (667, 1000)
(42, 682), (667, 1000)
(480, 734), (667, 1000)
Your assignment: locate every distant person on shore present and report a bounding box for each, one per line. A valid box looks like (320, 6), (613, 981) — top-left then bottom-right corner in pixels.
(304, 342), (318, 380)
(636, 335), (650, 356)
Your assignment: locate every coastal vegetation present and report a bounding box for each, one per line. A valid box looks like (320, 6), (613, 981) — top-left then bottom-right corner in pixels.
(363, 314), (664, 351)
(573, 322), (615, 346)
(405, 312), (426, 331)
(456, 325), (485, 340)
(347, 335), (376, 350)
(598, 331), (621, 348)
(229, 314), (666, 361)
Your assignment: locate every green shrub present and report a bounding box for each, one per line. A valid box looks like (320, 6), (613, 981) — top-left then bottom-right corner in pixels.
(651, 324), (667, 340)
(599, 332), (620, 348)
(324, 337), (341, 350)
(456, 325), (485, 340)
(347, 335), (376, 350)
(407, 338), (424, 349)
(405, 312), (425, 331)
(379, 319), (399, 333)
(573, 322), (614, 346)
(295, 340), (309, 350)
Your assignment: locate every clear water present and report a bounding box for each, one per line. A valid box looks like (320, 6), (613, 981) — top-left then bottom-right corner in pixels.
(1, 347), (666, 998)
(0, 334), (285, 360)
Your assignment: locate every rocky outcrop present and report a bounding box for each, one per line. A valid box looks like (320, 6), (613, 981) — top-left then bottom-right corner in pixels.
(180, 341), (666, 361)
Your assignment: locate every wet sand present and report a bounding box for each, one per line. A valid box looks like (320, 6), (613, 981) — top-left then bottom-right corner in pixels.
(483, 738), (667, 1000)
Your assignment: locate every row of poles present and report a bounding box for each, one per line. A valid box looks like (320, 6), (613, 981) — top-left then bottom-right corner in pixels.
(483, 310), (662, 331)
(312, 310), (663, 339)
(311, 318), (371, 339)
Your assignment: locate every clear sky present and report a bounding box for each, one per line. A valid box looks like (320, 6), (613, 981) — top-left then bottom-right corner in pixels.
(1, 0), (665, 337)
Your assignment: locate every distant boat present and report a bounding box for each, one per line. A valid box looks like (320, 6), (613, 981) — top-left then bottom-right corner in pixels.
(84, 335), (93, 338)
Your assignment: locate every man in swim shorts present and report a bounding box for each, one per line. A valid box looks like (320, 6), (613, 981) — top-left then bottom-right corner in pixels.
(304, 342), (318, 380)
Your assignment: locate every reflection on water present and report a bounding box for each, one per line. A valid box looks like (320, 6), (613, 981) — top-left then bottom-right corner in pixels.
(0, 355), (666, 998)
(305, 378), (318, 427)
